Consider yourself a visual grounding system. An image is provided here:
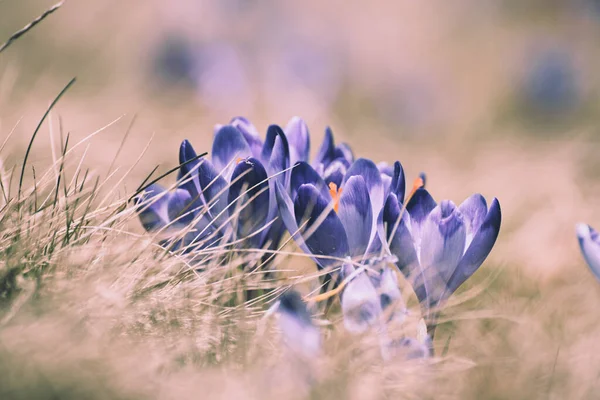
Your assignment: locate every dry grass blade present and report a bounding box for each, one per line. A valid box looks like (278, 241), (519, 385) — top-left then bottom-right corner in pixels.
(0, 1), (65, 54)
(17, 77), (76, 202)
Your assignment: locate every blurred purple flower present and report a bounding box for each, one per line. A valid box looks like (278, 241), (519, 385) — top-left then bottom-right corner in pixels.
(276, 290), (321, 359)
(151, 34), (197, 87)
(520, 47), (580, 116)
(150, 39), (253, 112)
(194, 43), (253, 114)
(264, 40), (344, 108)
(339, 263), (384, 334)
(576, 223), (600, 281)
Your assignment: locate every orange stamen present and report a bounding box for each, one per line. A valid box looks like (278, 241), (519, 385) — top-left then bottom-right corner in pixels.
(235, 157), (244, 164)
(406, 177), (424, 203)
(328, 182), (343, 213)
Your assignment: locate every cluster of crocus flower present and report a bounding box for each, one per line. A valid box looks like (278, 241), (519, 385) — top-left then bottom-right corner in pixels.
(135, 116), (502, 358)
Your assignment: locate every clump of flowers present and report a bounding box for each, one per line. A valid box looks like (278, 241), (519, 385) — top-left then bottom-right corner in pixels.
(135, 116), (502, 359)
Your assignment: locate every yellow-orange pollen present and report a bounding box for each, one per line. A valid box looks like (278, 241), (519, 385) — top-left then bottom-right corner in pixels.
(235, 157), (244, 164)
(328, 182), (343, 213)
(406, 177), (425, 203)
(411, 177), (424, 194)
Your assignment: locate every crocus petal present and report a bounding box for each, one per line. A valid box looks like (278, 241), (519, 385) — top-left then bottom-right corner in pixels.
(322, 159), (348, 188)
(185, 215), (219, 248)
(378, 162), (394, 198)
(277, 290), (321, 359)
(228, 157), (270, 248)
(445, 198), (501, 298)
(230, 116), (261, 144)
(178, 139), (205, 209)
(337, 175), (373, 258)
(313, 126), (335, 167)
(381, 174), (392, 200)
(212, 125), (253, 175)
(294, 183), (349, 267)
(278, 290), (313, 326)
(260, 126), (291, 247)
(391, 337), (430, 360)
(377, 162), (393, 177)
(344, 158), (385, 212)
(166, 188), (194, 225)
(334, 143), (354, 165)
(290, 162), (330, 203)
(193, 157), (229, 228)
(419, 201), (467, 307)
(261, 125), (291, 183)
(344, 158), (385, 249)
(406, 187), (437, 243)
(275, 181), (312, 256)
(370, 267), (405, 323)
(340, 264), (383, 334)
(390, 161), (406, 202)
(458, 194), (488, 249)
(380, 193), (426, 304)
(285, 116), (310, 165)
(136, 183), (171, 231)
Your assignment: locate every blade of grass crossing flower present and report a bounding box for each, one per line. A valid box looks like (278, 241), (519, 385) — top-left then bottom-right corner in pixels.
(130, 152), (207, 201)
(386, 175), (424, 250)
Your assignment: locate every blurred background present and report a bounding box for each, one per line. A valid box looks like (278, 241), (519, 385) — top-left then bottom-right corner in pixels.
(3, 0), (600, 277)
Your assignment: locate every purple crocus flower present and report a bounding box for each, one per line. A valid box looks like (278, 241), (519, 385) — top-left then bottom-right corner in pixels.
(378, 182), (502, 316)
(576, 223), (600, 281)
(276, 157), (385, 272)
(276, 290), (321, 360)
(137, 117), (294, 253)
(339, 263), (384, 334)
(215, 116), (311, 167)
(339, 263), (432, 360)
(279, 117), (354, 181)
(136, 183), (200, 245)
(312, 127), (355, 187)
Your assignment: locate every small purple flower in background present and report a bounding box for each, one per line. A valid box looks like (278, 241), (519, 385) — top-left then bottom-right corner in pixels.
(369, 266), (406, 324)
(389, 336), (432, 360)
(194, 43), (254, 114)
(276, 290), (321, 360)
(262, 38), (344, 118)
(379, 182), (501, 334)
(339, 263), (384, 334)
(576, 223), (600, 281)
(151, 33), (197, 88)
(338, 263), (431, 360)
(149, 38), (253, 113)
(520, 47), (580, 117)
